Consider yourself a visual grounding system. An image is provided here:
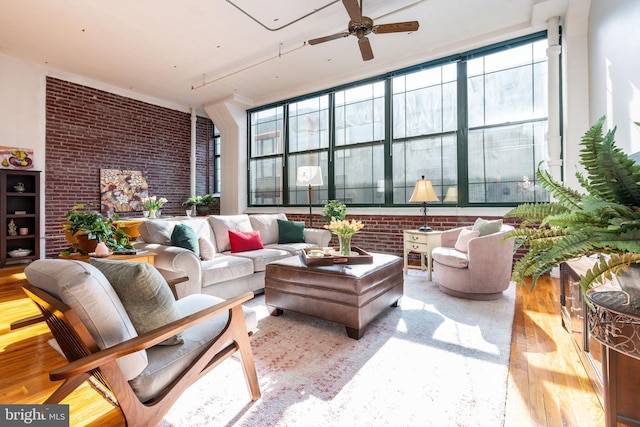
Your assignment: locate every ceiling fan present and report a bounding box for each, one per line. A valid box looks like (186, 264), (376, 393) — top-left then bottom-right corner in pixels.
(308, 0), (420, 61)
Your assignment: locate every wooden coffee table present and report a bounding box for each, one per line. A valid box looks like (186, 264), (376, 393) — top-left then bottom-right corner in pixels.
(265, 252), (403, 339)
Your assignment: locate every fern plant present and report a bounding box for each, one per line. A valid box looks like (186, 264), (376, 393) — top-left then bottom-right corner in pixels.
(506, 116), (640, 296)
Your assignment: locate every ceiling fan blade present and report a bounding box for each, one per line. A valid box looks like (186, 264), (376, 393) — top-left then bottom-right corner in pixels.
(308, 31), (350, 45)
(342, 0), (362, 23)
(373, 21), (420, 34)
(358, 37), (374, 61)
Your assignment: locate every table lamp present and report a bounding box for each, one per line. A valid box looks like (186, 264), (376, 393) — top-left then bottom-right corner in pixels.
(409, 176), (439, 231)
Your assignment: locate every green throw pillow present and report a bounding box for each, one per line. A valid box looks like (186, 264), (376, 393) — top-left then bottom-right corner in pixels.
(472, 217), (503, 236)
(89, 258), (183, 345)
(277, 219), (305, 244)
(171, 223), (200, 257)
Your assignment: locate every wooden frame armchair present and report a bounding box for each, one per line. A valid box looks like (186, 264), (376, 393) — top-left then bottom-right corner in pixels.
(22, 259), (260, 426)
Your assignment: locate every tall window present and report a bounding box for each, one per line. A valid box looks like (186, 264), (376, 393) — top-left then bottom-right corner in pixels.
(247, 33), (550, 207)
(392, 63), (458, 204)
(212, 125), (221, 194)
(249, 107), (284, 205)
(466, 40), (548, 203)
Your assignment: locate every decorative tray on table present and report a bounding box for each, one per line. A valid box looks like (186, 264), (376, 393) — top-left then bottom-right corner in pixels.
(302, 246), (373, 266)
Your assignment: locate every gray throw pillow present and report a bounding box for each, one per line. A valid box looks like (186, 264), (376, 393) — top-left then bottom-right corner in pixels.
(472, 218), (503, 236)
(170, 223), (200, 257)
(89, 258), (183, 345)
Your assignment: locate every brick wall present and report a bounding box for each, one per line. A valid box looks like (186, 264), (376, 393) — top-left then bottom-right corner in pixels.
(285, 213), (524, 262)
(45, 77), (213, 257)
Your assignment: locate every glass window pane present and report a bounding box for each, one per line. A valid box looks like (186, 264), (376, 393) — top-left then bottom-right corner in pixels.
(484, 44), (532, 73)
(250, 157), (282, 205)
(289, 95), (330, 152)
(484, 66), (534, 125)
(334, 145), (384, 204)
(335, 82), (385, 146)
(468, 123), (549, 203)
(392, 135), (457, 203)
(287, 152), (328, 205)
(250, 106), (283, 156)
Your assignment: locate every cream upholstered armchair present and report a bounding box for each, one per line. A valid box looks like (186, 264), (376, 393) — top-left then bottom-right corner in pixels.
(21, 259), (260, 426)
(431, 223), (515, 300)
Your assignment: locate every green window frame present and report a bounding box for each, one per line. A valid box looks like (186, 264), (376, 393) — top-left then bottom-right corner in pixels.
(248, 31), (551, 208)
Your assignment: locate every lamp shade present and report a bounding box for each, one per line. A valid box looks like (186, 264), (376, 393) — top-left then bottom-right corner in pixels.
(296, 166), (323, 187)
(444, 186), (458, 202)
(409, 176), (439, 203)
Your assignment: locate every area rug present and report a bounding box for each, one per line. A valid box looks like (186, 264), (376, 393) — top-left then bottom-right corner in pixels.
(159, 271), (516, 427)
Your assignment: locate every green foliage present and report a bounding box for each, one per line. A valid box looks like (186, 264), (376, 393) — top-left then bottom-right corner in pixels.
(64, 204), (133, 252)
(321, 200), (347, 222)
(182, 194), (218, 208)
(506, 117), (640, 296)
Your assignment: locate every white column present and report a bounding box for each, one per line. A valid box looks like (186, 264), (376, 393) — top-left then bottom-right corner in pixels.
(546, 16), (563, 181)
(190, 107), (197, 197)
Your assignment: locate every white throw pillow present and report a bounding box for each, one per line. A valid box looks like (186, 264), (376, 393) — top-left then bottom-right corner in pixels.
(454, 229), (480, 253)
(199, 236), (216, 260)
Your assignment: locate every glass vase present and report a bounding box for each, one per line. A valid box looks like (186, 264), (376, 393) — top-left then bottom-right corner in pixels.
(148, 209), (157, 219)
(338, 234), (352, 257)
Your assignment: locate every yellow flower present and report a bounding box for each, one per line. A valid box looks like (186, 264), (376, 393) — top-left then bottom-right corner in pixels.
(324, 217), (364, 237)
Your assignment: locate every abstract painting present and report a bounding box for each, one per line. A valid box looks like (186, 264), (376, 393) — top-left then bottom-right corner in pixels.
(100, 169), (148, 213)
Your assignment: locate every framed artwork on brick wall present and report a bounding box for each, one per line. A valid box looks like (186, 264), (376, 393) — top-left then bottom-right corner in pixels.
(100, 169), (148, 213)
(0, 146), (34, 170)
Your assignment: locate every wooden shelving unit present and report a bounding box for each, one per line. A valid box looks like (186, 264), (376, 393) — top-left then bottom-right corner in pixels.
(0, 170), (40, 267)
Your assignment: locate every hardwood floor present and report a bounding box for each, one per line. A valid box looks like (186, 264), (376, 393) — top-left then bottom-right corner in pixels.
(0, 265), (604, 426)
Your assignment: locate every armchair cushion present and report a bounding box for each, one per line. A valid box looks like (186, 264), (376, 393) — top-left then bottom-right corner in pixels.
(129, 293), (258, 403)
(24, 259), (148, 380)
(89, 258), (184, 345)
(277, 219), (305, 243)
(432, 247), (470, 268)
(170, 223), (200, 257)
(454, 229), (479, 253)
(472, 217), (503, 236)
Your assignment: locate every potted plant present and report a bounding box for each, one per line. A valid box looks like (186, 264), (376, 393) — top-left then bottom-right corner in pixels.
(321, 200), (347, 222)
(505, 116), (640, 306)
(63, 204), (134, 254)
(183, 194), (217, 216)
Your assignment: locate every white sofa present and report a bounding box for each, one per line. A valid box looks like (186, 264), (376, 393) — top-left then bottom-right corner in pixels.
(133, 213), (331, 299)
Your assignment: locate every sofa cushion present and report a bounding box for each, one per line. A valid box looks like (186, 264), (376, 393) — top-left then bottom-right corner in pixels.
(454, 229), (479, 253)
(199, 237), (216, 260)
(432, 247), (469, 269)
(24, 259), (148, 381)
(138, 220), (177, 245)
(472, 218), (503, 236)
(231, 247), (292, 272)
(249, 213), (287, 245)
(209, 215), (253, 252)
(200, 255), (255, 286)
(171, 223), (200, 257)
(229, 230), (264, 253)
(89, 259), (183, 346)
(277, 219), (305, 244)
(129, 294), (257, 403)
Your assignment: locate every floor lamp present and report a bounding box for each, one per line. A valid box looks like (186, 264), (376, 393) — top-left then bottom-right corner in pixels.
(409, 176), (439, 231)
(296, 166), (323, 227)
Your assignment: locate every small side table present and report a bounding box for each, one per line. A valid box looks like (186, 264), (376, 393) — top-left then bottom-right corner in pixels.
(403, 230), (442, 280)
(588, 291), (640, 427)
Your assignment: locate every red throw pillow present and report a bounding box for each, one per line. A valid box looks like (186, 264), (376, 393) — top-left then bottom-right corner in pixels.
(228, 230), (264, 253)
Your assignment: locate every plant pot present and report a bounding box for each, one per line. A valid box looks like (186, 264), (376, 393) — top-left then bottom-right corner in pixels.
(196, 205), (210, 216)
(76, 234), (98, 253)
(617, 264), (640, 309)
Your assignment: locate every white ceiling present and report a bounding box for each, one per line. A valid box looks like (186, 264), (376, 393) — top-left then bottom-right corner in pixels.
(0, 0), (568, 115)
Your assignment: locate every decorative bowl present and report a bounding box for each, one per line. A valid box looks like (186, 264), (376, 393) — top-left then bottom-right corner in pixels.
(8, 248), (31, 258)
